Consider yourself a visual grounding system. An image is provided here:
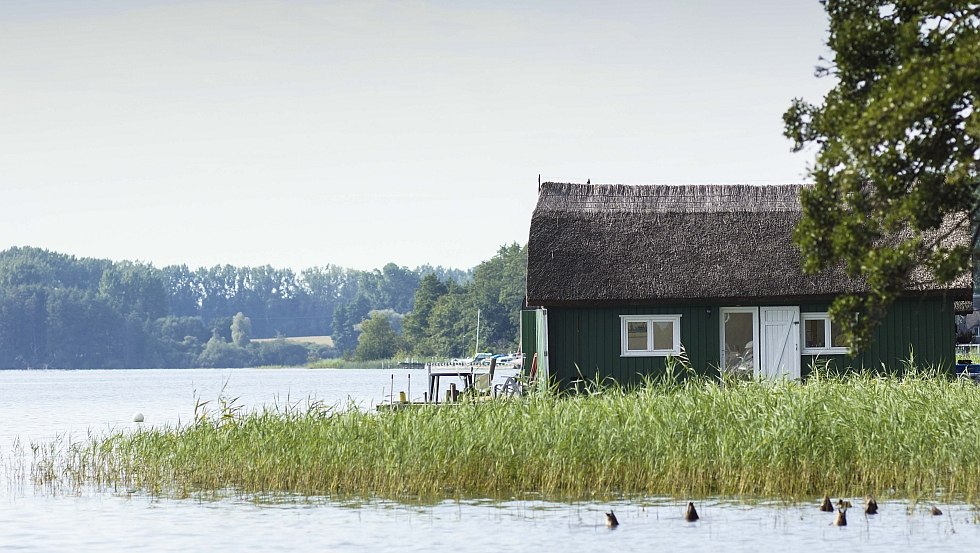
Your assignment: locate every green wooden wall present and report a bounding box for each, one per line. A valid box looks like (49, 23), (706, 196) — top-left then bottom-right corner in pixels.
(541, 297), (956, 388)
(799, 297), (956, 377)
(521, 309), (538, 363)
(545, 305), (719, 387)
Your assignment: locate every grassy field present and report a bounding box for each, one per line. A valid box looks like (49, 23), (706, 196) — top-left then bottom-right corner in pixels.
(251, 335), (335, 347)
(33, 369), (980, 503)
(305, 358), (431, 369)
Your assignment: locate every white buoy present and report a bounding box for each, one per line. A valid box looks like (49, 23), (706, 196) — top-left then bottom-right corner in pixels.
(132, 412), (144, 423)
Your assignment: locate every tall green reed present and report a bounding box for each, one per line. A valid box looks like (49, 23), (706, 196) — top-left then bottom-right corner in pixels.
(35, 369), (980, 503)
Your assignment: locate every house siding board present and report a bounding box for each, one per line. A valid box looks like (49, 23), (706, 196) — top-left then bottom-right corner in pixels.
(546, 305), (719, 387)
(800, 297), (954, 374)
(544, 298), (954, 388)
(521, 310), (538, 367)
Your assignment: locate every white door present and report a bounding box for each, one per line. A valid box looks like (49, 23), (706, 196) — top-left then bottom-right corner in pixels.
(759, 306), (800, 379)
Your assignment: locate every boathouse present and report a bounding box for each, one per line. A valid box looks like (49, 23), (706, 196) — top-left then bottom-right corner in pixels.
(522, 182), (970, 387)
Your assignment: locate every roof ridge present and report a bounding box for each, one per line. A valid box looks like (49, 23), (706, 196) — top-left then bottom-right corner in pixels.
(536, 182), (804, 213)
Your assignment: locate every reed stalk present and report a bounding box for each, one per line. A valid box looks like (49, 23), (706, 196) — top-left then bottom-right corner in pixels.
(35, 370), (980, 503)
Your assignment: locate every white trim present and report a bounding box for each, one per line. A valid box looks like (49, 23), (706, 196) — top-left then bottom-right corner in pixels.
(800, 312), (850, 355)
(719, 307), (759, 376)
(539, 308), (550, 384)
(619, 314), (682, 357)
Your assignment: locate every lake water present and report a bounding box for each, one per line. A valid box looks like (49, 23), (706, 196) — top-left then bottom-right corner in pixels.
(1, 368), (978, 552)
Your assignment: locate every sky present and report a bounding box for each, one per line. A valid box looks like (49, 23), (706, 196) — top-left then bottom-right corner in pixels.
(1, 0), (835, 272)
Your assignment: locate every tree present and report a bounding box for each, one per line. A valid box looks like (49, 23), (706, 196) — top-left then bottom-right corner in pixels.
(154, 315), (210, 343)
(231, 312), (252, 347)
(784, 0), (979, 349)
(467, 243), (527, 352)
(300, 264), (351, 335)
(254, 338), (311, 366)
(402, 274), (448, 355)
(0, 286), (47, 368)
(376, 263), (421, 313)
(354, 311), (403, 360)
(332, 293), (372, 355)
(98, 261), (169, 320)
(160, 264), (201, 318)
(45, 288), (124, 368)
(197, 335), (253, 368)
(424, 284), (475, 357)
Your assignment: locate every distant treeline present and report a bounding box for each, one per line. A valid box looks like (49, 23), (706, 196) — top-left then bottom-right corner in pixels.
(0, 244), (526, 369)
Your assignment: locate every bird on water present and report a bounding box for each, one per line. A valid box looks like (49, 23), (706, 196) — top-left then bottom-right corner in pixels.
(819, 495), (834, 512)
(835, 507), (848, 527)
(684, 502), (699, 522)
(930, 506), (943, 516)
(605, 511), (619, 528)
(865, 496), (878, 515)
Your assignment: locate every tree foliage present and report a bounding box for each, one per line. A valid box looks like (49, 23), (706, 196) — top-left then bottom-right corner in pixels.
(0, 245), (496, 368)
(354, 311), (404, 361)
(402, 274), (448, 355)
(98, 261), (168, 320)
(784, 0), (979, 349)
(332, 294), (372, 356)
(424, 283), (473, 357)
(402, 243), (527, 358)
(468, 243), (527, 351)
(231, 312), (252, 347)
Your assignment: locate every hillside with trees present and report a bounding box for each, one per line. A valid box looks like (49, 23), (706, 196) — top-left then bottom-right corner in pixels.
(0, 244), (525, 368)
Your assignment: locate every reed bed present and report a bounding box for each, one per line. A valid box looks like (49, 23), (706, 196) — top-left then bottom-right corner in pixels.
(35, 370), (980, 502)
(306, 357), (426, 370)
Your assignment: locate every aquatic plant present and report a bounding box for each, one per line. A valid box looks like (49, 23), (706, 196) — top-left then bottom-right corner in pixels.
(36, 370), (980, 503)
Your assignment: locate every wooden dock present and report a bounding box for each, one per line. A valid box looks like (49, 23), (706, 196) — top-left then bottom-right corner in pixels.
(376, 401), (464, 412)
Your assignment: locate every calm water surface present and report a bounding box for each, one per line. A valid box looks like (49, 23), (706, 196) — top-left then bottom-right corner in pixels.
(1, 368), (977, 552)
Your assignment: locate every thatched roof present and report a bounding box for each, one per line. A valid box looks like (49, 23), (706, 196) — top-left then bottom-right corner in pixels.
(526, 182), (971, 306)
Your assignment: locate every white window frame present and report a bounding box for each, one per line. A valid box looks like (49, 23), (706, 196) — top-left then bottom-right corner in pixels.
(800, 312), (850, 355)
(620, 314), (682, 357)
(719, 307), (760, 375)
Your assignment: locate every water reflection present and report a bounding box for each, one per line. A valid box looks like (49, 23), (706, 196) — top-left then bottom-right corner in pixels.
(1, 490), (977, 553)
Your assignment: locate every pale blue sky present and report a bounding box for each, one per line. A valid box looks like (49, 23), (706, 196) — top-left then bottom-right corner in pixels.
(1, 0), (834, 271)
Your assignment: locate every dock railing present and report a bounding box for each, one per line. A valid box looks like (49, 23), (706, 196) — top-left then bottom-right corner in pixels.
(955, 344), (980, 359)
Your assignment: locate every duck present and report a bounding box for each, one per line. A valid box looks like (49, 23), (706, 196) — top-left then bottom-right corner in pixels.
(865, 496), (878, 515)
(819, 495), (834, 512)
(684, 502), (699, 522)
(605, 510), (619, 528)
(835, 507), (848, 526)
(930, 505), (943, 516)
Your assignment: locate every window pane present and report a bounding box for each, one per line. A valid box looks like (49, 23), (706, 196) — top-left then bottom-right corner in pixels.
(724, 312), (754, 373)
(627, 321), (647, 350)
(804, 319), (826, 349)
(830, 321), (847, 348)
(652, 321), (673, 350)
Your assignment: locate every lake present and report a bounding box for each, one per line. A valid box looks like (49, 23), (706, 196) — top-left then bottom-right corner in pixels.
(1, 368), (977, 552)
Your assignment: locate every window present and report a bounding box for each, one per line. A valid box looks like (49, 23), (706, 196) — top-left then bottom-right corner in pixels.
(620, 314), (681, 356)
(720, 307), (758, 376)
(801, 312), (849, 355)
